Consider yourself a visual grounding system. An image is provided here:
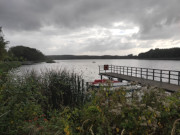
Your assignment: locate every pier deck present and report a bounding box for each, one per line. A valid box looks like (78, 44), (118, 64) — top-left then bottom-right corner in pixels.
(99, 65), (180, 92)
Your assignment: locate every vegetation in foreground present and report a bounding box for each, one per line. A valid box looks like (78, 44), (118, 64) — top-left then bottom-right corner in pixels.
(0, 70), (179, 135)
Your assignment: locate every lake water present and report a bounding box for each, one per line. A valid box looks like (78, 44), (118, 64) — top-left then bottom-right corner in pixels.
(17, 59), (180, 82)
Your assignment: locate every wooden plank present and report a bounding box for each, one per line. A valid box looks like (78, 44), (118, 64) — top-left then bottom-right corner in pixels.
(100, 73), (180, 92)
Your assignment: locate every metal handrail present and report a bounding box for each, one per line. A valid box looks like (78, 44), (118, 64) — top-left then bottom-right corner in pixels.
(99, 65), (180, 85)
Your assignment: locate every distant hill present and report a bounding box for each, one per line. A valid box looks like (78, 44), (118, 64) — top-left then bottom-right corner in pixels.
(138, 48), (180, 59)
(9, 46), (46, 62)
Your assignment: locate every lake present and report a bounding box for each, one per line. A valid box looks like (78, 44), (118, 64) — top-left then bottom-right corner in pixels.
(17, 59), (180, 82)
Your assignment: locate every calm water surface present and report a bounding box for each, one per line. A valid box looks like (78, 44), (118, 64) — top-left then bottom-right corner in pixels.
(17, 59), (180, 82)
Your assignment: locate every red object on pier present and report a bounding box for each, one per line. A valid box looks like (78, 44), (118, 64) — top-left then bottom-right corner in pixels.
(92, 79), (119, 84)
(104, 65), (109, 70)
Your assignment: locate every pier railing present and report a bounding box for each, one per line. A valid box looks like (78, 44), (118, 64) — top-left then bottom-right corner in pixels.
(99, 65), (180, 85)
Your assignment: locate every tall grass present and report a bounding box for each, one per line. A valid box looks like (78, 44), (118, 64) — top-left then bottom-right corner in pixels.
(0, 69), (87, 134)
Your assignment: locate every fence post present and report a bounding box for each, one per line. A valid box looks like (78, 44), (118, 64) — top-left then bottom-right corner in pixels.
(168, 71), (171, 84)
(141, 68), (142, 78)
(131, 67), (132, 76)
(111, 65), (112, 73)
(120, 66), (121, 74)
(136, 68), (137, 77)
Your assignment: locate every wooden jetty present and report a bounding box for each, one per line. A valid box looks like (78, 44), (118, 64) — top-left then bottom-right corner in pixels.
(99, 65), (180, 92)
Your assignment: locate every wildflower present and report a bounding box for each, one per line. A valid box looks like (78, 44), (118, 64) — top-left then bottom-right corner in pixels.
(76, 126), (81, 131)
(116, 128), (120, 133)
(141, 116), (146, 120)
(64, 125), (71, 135)
(41, 114), (45, 117)
(140, 122), (147, 126)
(97, 106), (102, 112)
(158, 122), (163, 128)
(147, 106), (154, 112)
(37, 126), (44, 130)
(155, 111), (160, 117)
(44, 118), (47, 122)
(28, 120), (32, 122)
(140, 104), (146, 107)
(34, 117), (38, 121)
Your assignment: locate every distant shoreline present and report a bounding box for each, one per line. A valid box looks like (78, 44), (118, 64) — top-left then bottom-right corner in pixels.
(47, 55), (180, 61)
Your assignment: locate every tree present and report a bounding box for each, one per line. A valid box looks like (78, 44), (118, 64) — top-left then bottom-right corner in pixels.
(9, 46), (46, 61)
(0, 27), (9, 60)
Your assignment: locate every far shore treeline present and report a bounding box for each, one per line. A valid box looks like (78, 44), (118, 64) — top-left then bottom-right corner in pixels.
(48, 48), (180, 60)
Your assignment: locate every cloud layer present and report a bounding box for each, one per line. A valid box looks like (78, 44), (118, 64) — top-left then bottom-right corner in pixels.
(0, 0), (180, 55)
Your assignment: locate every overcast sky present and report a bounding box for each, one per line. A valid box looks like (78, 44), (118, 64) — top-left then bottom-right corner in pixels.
(0, 0), (180, 55)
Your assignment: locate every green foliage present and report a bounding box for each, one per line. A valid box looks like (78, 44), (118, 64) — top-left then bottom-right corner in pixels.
(20, 87), (180, 135)
(0, 27), (9, 61)
(8, 46), (46, 62)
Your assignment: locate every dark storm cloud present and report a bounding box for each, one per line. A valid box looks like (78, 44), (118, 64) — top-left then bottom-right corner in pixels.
(1, 0), (180, 34)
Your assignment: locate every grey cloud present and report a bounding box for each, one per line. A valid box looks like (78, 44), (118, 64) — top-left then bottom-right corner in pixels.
(81, 37), (135, 52)
(0, 0), (179, 31)
(1, 0), (180, 55)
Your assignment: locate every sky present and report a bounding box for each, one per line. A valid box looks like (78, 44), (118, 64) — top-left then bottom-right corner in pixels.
(0, 0), (180, 55)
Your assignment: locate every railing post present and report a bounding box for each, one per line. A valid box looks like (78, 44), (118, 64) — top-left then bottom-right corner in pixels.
(168, 71), (171, 84)
(160, 70), (162, 82)
(141, 68), (142, 78)
(131, 67), (132, 76)
(178, 72), (180, 85)
(111, 65), (112, 73)
(123, 67), (124, 75)
(146, 69), (148, 79)
(99, 66), (100, 74)
(120, 66), (121, 74)
(153, 69), (155, 80)
(136, 68), (137, 77)
(127, 67), (128, 75)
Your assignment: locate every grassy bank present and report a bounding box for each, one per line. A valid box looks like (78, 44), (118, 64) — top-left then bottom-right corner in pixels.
(0, 69), (179, 135)
(0, 61), (21, 86)
(0, 61), (21, 72)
